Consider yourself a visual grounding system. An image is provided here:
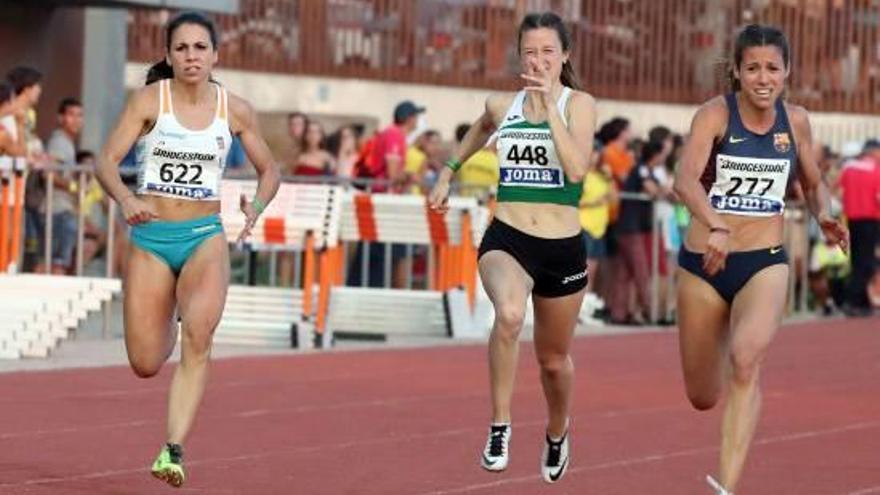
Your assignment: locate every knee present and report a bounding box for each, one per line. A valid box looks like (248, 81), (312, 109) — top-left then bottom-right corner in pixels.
(537, 353), (571, 377)
(181, 323), (215, 360)
(687, 390), (720, 411)
(492, 304), (525, 341)
(730, 346), (765, 386)
(129, 358), (162, 379)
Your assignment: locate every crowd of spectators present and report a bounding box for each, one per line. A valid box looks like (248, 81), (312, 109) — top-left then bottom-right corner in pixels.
(0, 75), (875, 319)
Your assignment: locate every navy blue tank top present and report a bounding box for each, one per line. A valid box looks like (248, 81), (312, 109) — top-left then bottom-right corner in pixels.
(700, 93), (798, 217)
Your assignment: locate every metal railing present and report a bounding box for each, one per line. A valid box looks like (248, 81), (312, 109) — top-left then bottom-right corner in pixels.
(128, 0), (880, 113)
(15, 168), (815, 326)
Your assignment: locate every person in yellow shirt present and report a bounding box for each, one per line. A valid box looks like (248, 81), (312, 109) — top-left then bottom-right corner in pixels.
(405, 130), (442, 195)
(454, 123), (498, 199)
(579, 145), (616, 294)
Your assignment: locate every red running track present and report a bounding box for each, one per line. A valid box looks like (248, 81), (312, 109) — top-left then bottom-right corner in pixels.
(0, 317), (877, 494)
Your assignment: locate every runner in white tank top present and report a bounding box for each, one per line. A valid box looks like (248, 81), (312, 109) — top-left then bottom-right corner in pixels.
(94, 12), (280, 488)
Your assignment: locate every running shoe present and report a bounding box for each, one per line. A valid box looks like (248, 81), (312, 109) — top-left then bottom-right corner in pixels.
(151, 443), (185, 488)
(541, 430), (570, 483)
(480, 423), (511, 472)
(707, 475), (733, 494)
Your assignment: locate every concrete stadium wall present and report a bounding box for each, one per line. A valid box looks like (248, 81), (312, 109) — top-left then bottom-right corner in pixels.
(125, 63), (880, 155)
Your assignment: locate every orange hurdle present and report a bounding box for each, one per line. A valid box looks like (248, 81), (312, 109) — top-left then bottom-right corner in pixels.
(8, 160), (25, 273)
(0, 168), (9, 270)
(302, 231), (316, 320)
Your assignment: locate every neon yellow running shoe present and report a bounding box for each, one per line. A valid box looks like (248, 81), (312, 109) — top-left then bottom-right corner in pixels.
(151, 443), (185, 488)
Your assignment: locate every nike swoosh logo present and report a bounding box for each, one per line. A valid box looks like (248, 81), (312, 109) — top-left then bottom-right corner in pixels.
(729, 136), (747, 144)
(549, 457), (568, 481)
(482, 454), (496, 466)
(770, 247), (782, 254)
(506, 115), (518, 121)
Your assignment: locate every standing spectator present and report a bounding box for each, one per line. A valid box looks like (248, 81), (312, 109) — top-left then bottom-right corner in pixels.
(370, 100), (424, 193)
(454, 122), (498, 199)
(293, 121), (333, 177)
(222, 136), (249, 177)
(610, 140), (671, 324)
(404, 129), (441, 194)
(597, 117), (634, 185)
(837, 140), (880, 316)
(647, 126), (677, 323)
(326, 125), (359, 179)
(6, 67), (45, 271)
(0, 82), (25, 157)
(37, 97), (83, 274)
(284, 111), (308, 174)
(348, 101), (424, 288)
(578, 142), (615, 300)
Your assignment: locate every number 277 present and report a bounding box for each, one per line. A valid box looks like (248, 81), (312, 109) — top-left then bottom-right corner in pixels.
(727, 177), (773, 196)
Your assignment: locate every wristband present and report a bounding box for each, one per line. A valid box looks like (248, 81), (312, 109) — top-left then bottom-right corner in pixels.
(444, 158), (462, 173)
(252, 196), (266, 215)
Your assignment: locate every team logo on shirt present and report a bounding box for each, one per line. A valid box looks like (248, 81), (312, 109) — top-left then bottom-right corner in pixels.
(216, 136), (225, 150)
(773, 132), (791, 153)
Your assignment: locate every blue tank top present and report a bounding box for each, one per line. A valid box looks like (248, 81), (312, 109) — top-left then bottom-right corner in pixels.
(701, 93), (798, 217)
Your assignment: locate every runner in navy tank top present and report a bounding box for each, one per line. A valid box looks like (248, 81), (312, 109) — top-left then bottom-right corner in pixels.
(672, 25), (847, 494)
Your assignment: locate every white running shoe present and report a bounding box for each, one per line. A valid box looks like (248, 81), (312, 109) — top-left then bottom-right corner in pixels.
(480, 423), (511, 472)
(707, 475), (733, 494)
(541, 430), (570, 483)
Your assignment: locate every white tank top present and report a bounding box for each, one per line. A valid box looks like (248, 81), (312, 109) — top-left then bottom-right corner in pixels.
(136, 79), (232, 201)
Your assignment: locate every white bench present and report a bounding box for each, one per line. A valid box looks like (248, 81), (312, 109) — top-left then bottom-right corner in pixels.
(213, 284), (315, 348)
(0, 274), (122, 359)
(326, 287), (449, 338)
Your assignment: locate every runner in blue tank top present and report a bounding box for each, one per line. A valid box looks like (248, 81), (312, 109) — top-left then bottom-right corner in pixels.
(672, 25), (847, 494)
(95, 12), (280, 487)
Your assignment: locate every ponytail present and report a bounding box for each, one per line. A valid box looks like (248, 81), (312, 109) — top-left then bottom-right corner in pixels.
(145, 59), (173, 86)
(560, 60), (581, 90)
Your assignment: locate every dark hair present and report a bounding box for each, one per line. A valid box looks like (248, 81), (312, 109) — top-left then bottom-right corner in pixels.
(421, 129), (440, 141)
(517, 12), (581, 90)
(455, 123), (470, 143)
(648, 126), (672, 145)
(57, 97), (82, 115)
(728, 24), (790, 91)
(596, 117), (629, 145)
(300, 121), (325, 151)
(641, 139), (665, 164)
(146, 11), (219, 85)
(350, 123), (366, 139)
(0, 82), (13, 104)
(6, 66), (42, 95)
(288, 111), (307, 123)
(76, 150), (95, 163)
(326, 125), (357, 156)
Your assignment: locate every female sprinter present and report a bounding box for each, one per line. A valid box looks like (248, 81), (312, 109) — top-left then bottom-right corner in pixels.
(672, 25), (847, 494)
(429, 11), (594, 484)
(95, 11), (280, 487)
